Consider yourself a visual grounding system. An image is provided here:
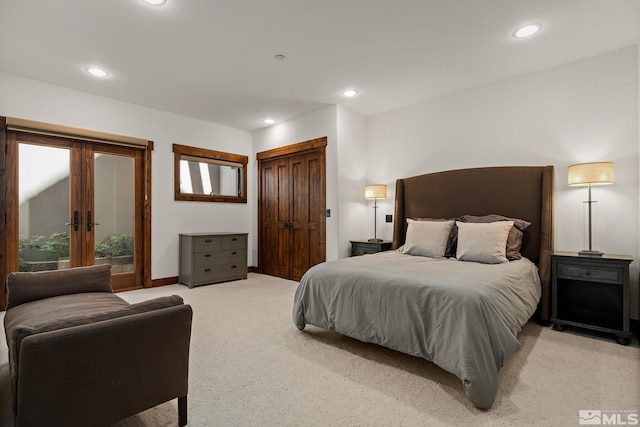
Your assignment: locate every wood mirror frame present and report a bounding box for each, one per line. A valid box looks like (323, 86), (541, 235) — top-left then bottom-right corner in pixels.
(173, 143), (248, 203)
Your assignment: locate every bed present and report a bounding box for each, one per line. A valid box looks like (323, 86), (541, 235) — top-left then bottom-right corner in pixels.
(292, 166), (554, 409)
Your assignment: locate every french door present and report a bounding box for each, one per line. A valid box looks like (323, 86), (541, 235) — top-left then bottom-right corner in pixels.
(5, 131), (144, 290)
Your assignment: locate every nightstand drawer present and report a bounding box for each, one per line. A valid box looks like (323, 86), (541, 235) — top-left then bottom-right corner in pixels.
(350, 240), (392, 257)
(557, 264), (622, 284)
(353, 246), (378, 256)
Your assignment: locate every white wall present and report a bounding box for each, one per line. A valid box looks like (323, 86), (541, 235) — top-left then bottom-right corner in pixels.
(336, 105), (368, 258)
(366, 46), (639, 318)
(0, 71), (253, 280)
(252, 106), (339, 264)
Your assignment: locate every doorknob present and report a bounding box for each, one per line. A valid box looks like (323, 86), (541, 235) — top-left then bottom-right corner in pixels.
(87, 211), (100, 232)
(64, 210), (80, 232)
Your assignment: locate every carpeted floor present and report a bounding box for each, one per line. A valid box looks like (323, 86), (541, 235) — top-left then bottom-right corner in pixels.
(1, 273), (638, 426)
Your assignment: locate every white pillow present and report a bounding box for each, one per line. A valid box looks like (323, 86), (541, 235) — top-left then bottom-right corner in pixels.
(456, 221), (514, 264)
(401, 219), (454, 258)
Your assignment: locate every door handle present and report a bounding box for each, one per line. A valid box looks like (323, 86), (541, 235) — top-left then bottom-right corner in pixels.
(87, 211), (100, 232)
(65, 210), (80, 232)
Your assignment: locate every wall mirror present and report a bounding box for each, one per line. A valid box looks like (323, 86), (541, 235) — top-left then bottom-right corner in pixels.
(173, 143), (248, 203)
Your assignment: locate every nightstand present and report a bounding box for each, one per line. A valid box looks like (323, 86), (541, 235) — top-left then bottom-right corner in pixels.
(550, 251), (633, 345)
(350, 240), (392, 257)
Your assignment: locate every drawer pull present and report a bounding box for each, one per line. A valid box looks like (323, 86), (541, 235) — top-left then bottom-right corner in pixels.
(204, 253), (212, 257)
(231, 251), (237, 255)
(585, 271), (591, 276)
(204, 239), (212, 243)
(231, 238), (238, 241)
(204, 268), (211, 272)
(231, 265), (237, 269)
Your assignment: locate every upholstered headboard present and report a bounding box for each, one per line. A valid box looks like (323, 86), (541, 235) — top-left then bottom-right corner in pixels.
(392, 166), (554, 321)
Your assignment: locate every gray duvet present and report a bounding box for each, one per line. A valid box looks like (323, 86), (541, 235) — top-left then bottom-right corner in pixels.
(292, 251), (541, 409)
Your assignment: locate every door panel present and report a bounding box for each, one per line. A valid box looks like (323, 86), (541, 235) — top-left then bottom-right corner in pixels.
(307, 155), (324, 270)
(275, 159), (290, 278)
(290, 155), (310, 281)
(261, 160), (276, 276)
(94, 151), (135, 274)
(18, 143), (74, 271)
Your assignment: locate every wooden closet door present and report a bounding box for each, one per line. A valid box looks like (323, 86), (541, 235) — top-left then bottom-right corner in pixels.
(289, 152), (324, 281)
(261, 156), (292, 278)
(258, 140), (326, 281)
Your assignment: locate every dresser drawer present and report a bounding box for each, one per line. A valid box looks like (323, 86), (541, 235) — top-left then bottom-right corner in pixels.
(221, 234), (247, 250)
(193, 236), (222, 252)
(556, 264), (622, 284)
(193, 263), (247, 284)
(193, 249), (247, 267)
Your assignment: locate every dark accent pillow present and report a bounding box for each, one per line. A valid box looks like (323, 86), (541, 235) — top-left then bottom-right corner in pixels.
(411, 218), (458, 258)
(6, 264), (113, 310)
(458, 214), (531, 260)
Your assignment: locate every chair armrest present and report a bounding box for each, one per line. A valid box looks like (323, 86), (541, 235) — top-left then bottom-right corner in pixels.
(15, 304), (192, 427)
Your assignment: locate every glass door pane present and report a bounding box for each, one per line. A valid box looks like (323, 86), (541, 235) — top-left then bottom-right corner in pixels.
(93, 152), (135, 274)
(18, 144), (71, 272)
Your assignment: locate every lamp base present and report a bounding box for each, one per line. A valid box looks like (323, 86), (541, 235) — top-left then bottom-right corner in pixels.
(578, 249), (603, 257)
(368, 238), (383, 243)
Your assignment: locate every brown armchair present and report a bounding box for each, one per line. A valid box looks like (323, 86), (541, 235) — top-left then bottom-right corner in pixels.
(3, 264), (193, 427)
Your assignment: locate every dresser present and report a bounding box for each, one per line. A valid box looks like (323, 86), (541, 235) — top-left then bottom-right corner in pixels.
(179, 232), (248, 288)
(550, 252), (633, 345)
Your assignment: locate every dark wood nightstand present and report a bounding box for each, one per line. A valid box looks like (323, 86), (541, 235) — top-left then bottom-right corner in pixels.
(350, 240), (392, 257)
(550, 251), (633, 345)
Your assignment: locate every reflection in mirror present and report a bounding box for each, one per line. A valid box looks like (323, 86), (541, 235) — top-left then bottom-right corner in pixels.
(173, 144), (248, 203)
(179, 156), (243, 197)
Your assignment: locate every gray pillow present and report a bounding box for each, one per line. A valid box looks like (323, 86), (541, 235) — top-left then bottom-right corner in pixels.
(411, 217), (458, 258)
(458, 214), (531, 260)
(401, 219), (454, 258)
(456, 221), (514, 264)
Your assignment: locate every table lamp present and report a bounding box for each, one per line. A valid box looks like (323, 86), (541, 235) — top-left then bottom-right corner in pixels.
(365, 184), (387, 242)
(568, 162), (613, 256)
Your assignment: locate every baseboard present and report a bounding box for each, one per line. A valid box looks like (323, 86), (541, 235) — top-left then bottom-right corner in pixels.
(151, 271), (259, 287)
(151, 276), (179, 287)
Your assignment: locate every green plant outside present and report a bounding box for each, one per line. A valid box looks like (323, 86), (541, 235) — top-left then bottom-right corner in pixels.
(19, 232), (133, 264)
(19, 231), (70, 263)
(95, 233), (134, 257)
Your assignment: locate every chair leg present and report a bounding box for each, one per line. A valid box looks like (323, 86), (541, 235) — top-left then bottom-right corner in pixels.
(178, 395), (187, 426)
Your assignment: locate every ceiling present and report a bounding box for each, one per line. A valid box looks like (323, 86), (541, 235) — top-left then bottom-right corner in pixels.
(1, 0), (639, 132)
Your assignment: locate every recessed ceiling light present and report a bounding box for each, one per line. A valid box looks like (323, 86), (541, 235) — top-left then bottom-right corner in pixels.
(274, 54), (286, 61)
(513, 23), (542, 39)
(143, 0), (166, 5)
(263, 118), (275, 124)
(341, 89), (359, 98)
(85, 66), (110, 78)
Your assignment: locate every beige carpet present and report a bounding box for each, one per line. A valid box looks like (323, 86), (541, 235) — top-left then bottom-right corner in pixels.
(0, 273), (638, 426)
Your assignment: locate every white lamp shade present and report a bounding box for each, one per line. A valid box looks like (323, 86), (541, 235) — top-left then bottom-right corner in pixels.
(568, 162), (613, 186)
(364, 185), (387, 199)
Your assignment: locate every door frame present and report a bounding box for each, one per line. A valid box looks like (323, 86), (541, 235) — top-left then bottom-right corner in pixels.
(0, 117), (153, 308)
(256, 137), (327, 276)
